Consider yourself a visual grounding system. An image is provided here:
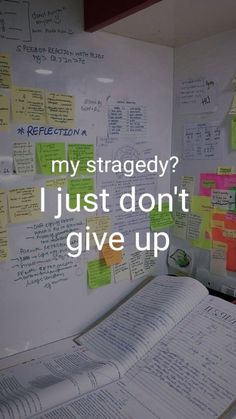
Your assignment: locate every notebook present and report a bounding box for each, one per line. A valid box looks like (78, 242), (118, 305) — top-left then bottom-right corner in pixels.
(0, 275), (236, 419)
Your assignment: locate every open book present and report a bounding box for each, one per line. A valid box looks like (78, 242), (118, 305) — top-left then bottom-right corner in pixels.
(0, 275), (236, 419)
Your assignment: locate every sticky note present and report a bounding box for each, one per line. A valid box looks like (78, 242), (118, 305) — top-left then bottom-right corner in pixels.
(211, 189), (236, 211)
(191, 196), (212, 213)
(0, 229), (9, 261)
(191, 196), (212, 250)
(87, 259), (112, 288)
(129, 251), (145, 280)
(200, 173), (236, 196)
(101, 242), (123, 267)
(231, 118), (236, 150)
(8, 187), (41, 223)
(173, 203), (188, 239)
(12, 86), (46, 123)
(113, 257), (130, 283)
(149, 202), (174, 231)
(0, 54), (11, 89)
(0, 94), (10, 131)
(36, 143), (66, 175)
(210, 248), (226, 275)
(217, 167), (234, 175)
(0, 190), (7, 228)
(46, 178), (67, 188)
(68, 178), (94, 209)
(46, 92), (74, 127)
(13, 142), (35, 175)
(229, 93), (236, 115)
(68, 144), (94, 176)
(86, 216), (111, 247)
(186, 213), (202, 240)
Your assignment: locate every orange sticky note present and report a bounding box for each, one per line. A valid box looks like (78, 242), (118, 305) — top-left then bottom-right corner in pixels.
(101, 243), (123, 267)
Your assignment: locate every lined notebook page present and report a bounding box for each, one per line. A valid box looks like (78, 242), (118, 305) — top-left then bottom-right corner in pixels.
(78, 276), (208, 372)
(124, 295), (236, 419)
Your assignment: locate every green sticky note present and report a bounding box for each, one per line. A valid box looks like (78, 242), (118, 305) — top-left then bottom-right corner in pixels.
(68, 144), (94, 176)
(36, 143), (66, 175)
(149, 202), (174, 231)
(68, 178), (94, 209)
(87, 259), (112, 288)
(231, 118), (236, 150)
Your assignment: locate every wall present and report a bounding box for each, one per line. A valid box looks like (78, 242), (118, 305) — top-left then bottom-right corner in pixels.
(0, 0), (173, 357)
(171, 30), (236, 294)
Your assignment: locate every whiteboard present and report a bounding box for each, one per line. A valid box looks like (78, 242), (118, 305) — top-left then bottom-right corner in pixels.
(171, 30), (236, 295)
(0, 0), (173, 357)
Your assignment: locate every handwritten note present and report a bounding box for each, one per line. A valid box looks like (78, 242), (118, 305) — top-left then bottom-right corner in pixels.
(217, 167), (234, 175)
(186, 213), (202, 240)
(13, 142), (35, 175)
(200, 173), (236, 196)
(113, 257), (130, 283)
(0, 94), (10, 130)
(0, 190), (7, 228)
(183, 123), (221, 160)
(179, 78), (217, 114)
(86, 216), (111, 247)
(36, 143), (66, 175)
(231, 118), (236, 150)
(229, 93), (236, 115)
(211, 189), (236, 211)
(8, 187), (41, 223)
(68, 178), (94, 209)
(150, 202), (174, 231)
(173, 203), (188, 239)
(101, 243), (123, 267)
(129, 250), (155, 280)
(0, 229), (9, 261)
(180, 176), (195, 203)
(46, 178), (67, 188)
(0, 54), (11, 88)
(210, 248), (226, 276)
(12, 86), (46, 123)
(68, 144), (94, 175)
(87, 259), (112, 288)
(46, 92), (74, 127)
(0, 156), (13, 176)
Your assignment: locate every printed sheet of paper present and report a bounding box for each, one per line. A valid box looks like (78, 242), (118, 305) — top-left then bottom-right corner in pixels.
(200, 173), (236, 196)
(101, 243), (123, 267)
(46, 92), (75, 127)
(87, 259), (112, 288)
(36, 143), (66, 175)
(13, 142), (35, 175)
(0, 190), (7, 228)
(173, 203), (188, 239)
(211, 189), (236, 211)
(68, 144), (94, 175)
(0, 228), (9, 261)
(183, 123), (221, 160)
(179, 78), (217, 114)
(8, 187), (41, 223)
(68, 178), (94, 209)
(113, 257), (130, 283)
(12, 86), (46, 123)
(107, 98), (147, 138)
(231, 117), (236, 150)
(0, 54), (11, 88)
(150, 202), (174, 231)
(0, 94), (10, 131)
(210, 248), (226, 276)
(87, 216), (111, 248)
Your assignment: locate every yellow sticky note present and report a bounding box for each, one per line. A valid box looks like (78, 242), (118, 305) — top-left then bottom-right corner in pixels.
(86, 216), (111, 247)
(0, 229), (9, 261)
(217, 166), (234, 175)
(150, 202), (174, 231)
(46, 92), (75, 127)
(13, 142), (35, 175)
(12, 86), (46, 123)
(102, 242), (123, 267)
(8, 187), (41, 223)
(68, 144), (94, 176)
(190, 196), (212, 250)
(231, 118), (236, 151)
(0, 54), (11, 89)
(191, 196), (212, 213)
(36, 143), (66, 175)
(0, 94), (10, 131)
(87, 259), (112, 288)
(0, 190), (8, 228)
(180, 176), (195, 201)
(68, 178), (94, 209)
(46, 178), (67, 188)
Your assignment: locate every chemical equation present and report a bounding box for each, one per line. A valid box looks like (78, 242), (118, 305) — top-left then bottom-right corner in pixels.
(16, 44), (104, 65)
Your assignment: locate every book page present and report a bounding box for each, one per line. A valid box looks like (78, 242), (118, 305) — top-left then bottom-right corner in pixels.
(77, 276), (208, 372)
(0, 346), (120, 419)
(122, 295), (236, 419)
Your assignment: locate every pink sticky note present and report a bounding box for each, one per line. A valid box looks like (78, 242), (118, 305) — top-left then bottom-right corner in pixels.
(200, 173), (236, 196)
